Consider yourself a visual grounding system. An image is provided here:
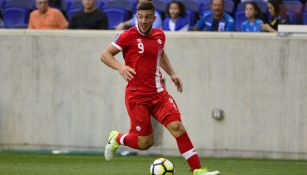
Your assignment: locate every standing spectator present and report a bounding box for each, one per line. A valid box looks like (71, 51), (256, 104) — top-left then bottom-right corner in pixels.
(241, 1), (264, 32)
(69, 0), (108, 29)
(162, 1), (189, 31)
(115, 0), (162, 30)
(262, 0), (289, 32)
(195, 0), (234, 32)
(29, 0), (68, 29)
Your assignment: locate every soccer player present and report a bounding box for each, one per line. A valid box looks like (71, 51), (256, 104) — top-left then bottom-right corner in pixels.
(100, 2), (220, 175)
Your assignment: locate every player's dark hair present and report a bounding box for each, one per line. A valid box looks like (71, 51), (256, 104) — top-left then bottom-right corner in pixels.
(166, 1), (186, 18)
(245, 1), (264, 21)
(137, 1), (155, 13)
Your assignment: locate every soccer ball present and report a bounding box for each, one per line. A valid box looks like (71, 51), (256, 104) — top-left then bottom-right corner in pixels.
(150, 158), (175, 175)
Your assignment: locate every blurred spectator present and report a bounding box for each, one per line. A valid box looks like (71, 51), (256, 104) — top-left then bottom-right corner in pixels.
(69, 0), (108, 29)
(29, 0), (68, 29)
(262, 0), (289, 32)
(195, 0), (234, 32)
(0, 10), (3, 28)
(115, 0), (162, 30)
(162, 1), (188, 31)
(241, 1), (264, 32)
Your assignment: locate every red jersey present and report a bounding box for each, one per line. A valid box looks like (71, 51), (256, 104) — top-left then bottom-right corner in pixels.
(112, 27), (166, 95)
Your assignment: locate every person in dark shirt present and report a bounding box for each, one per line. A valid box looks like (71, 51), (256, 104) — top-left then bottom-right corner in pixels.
(69, 0), (108, 29)
(262, 0), (290, 32)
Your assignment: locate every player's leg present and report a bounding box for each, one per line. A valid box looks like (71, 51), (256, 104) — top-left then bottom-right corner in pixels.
(104, 96), (154, 161)
(117, 133), (153, 150)
(105, 132), (153, 161)
(166, 121), (219, 175)
(153, 93), (220, 175)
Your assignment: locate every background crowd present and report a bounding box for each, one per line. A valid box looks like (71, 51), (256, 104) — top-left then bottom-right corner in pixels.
(0, 0), (306, 32)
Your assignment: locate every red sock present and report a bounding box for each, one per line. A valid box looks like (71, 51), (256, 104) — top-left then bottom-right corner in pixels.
(116, 133), (139, 149)
(176, 133), (201, 171)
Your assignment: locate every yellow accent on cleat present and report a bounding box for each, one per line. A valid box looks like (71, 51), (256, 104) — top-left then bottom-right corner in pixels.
(104, 130), (120, 161)
(193, 168), (220, 175)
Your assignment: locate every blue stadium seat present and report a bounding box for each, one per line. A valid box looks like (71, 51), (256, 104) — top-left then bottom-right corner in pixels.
(185, 9), (197, 30)
(66, 0), (83, 20)
(284, 0), (303, 14)
(201, 0), (212, 14)
(61, 0), (82, 11)
(0, 0), (5, 9)
(104, 8), (129, 29)
(179, 0), (200, 12)
(3, 0), (34, 10)
(283, 0), (303, 24)
(61, 0), (70, 11)
(3, 7), (29, 28)
(286, 11), (297, 24)
(224, 0), (235, 14)
(304, 7), (307, 24)
(103, 0), (134, 12)
(235, 10), (246, 31)
(152, 0), (168, 15)
(97, 0), (106, 10)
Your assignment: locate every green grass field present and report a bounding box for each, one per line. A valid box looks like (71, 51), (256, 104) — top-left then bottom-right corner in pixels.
(1, 151), (307, 175)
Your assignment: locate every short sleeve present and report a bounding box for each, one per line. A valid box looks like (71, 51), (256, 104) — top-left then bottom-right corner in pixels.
(55, 10), (68, 29)
(111, 30), (130, 51)
(197, 17), (206, 30)
(28, 13), (35, 29)
(225, 17), (235, 31)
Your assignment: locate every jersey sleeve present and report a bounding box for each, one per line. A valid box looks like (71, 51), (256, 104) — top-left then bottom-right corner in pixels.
(225, 17), (235, 32)
(197, 17), (206, 31)
(111, 30), (130, 51)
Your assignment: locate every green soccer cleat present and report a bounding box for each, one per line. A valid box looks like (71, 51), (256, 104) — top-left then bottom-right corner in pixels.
(193, 168), (220, 175)
(104, 130), (120, 161)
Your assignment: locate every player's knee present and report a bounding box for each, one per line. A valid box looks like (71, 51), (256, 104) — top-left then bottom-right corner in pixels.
(167, 121), (186, 138)
(138, 137), (153, 150)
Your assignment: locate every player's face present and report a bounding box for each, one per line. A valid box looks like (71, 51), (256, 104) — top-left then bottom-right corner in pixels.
(169, 3), (180, 19)
(36, 0), (49, 13)
(211, 0), (224, 18)
(245, 4), (256, 19)
(137, 10), (156, 35)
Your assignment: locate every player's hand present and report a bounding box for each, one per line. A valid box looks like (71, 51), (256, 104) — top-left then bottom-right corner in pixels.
(118, 65), (136, 81)
(171, 74), (183, 93)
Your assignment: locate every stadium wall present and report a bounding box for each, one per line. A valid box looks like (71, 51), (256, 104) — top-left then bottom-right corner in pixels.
(0, 30), (306, 159)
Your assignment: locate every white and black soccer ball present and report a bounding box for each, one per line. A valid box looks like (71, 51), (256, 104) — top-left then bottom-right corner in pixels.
(150, 158), (175, 175)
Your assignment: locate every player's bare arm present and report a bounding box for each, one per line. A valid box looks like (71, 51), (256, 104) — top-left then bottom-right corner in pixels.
(160, 51), (183, 93)
(101, 44), (136, 81)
